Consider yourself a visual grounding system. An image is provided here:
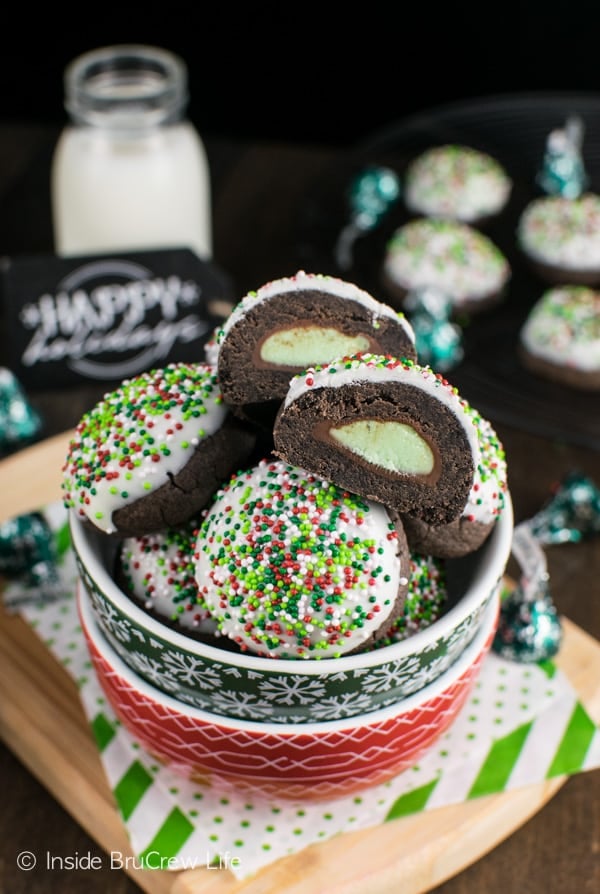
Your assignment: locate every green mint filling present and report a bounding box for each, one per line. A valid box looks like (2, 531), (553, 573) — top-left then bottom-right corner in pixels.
(330, 420), (434, 474)
(260, 327), (370, 365)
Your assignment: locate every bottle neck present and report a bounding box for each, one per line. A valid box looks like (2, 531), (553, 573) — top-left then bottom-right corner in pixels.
(64, 44), (188, 133)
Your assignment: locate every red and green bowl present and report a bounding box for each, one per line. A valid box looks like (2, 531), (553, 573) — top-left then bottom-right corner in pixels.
(71, 495), (513, 724)
(78, 580), (499, 801)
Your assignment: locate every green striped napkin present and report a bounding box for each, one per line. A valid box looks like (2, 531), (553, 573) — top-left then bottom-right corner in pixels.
(15, 503), (600, 880)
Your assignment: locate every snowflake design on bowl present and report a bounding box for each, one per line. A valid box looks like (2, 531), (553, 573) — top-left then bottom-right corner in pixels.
(360, 656), (423, 694)
(161, 651), (222, 688)
(308, 691), (375, 721)
(127, 650), (181, 693)
(257, 674), (327, 706)
(422, 605), (484, 667)
(108, 632), (136, 667)
(209, 689), (274, 719)
(406, 653), (453, 692)
(87, 587), (137, 645)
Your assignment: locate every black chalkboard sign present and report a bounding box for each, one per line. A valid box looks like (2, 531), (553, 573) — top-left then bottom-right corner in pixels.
(0, 248), (233, 389)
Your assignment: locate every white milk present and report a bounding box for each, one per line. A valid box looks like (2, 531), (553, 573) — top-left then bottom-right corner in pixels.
(50, 45), (212, 259)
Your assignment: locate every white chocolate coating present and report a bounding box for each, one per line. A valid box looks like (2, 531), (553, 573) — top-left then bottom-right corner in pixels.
(520, 285), (600, 371)
(405, 145), (512, 223)
(383, 218), (510, 307)
(62, 363), (227, 534)
(120, 521), (218, 635)
(518, 194), (600, 270)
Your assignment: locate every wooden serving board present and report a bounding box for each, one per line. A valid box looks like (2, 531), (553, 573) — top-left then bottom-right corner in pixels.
(1, 433), (600, 894)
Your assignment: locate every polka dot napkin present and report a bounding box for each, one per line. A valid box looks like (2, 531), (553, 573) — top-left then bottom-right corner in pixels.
(11, 503), (600, 881)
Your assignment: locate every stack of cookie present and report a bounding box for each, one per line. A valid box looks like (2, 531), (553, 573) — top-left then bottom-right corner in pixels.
(63, 270), (508, 660)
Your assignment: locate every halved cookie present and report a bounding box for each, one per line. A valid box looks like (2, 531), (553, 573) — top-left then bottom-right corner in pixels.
(273, 354), (482, 526)
(215, 271), (416, 424)
(274, 353), (508, 554)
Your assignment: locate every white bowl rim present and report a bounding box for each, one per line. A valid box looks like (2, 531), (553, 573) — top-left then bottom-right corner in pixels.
(78, 579), (499, 735)
(70, 492), (513, 676)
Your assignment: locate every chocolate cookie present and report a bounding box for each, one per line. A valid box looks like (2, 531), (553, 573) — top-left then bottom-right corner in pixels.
(517, 194), (600, 286)
(404, 144), (512, 226)
(215, 270), (416, 424)
(62, 362), (257, 537)
(382, 217), (511, 315)
(273, 354), (480, 527)
(519, 285), (600, 391)
(194, 458), (411, 659)
(118, 516), (219, 640)
(369, 552), (448, 646)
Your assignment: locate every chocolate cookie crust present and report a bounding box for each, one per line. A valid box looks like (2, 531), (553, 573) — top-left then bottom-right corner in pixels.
(401, 513), (494, 559)
(274, 379), (474, 526)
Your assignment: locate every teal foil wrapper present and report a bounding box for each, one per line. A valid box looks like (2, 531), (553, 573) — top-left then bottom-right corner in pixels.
(494, 471), (600, 663)
(0, 367), (42, 455)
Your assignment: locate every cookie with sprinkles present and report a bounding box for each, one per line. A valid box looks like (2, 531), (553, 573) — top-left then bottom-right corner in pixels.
(381, 217), (511, 315)
(215, 270), (416, 425)
(62, 362), (257, 537)
(274, 353), (486, 528)
(194, 458), (411, 659)
(517, 193), (600, 285)
(371, 552), (448, 647)
(519, 285), (600, 391)
(118, 517), (220, 642)
(404, 144), (512, 226)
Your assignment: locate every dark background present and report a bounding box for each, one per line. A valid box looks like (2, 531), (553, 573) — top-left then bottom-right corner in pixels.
(2, 4), (600, 147)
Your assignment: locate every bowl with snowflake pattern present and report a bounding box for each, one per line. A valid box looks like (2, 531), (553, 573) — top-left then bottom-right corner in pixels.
(70, 494), (512, 725)
(78, 580), (499, 801)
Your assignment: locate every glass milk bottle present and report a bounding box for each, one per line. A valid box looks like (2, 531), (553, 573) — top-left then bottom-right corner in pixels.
(51, 44), (212, 259)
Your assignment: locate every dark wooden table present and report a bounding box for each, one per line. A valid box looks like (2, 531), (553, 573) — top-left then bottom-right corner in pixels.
(0, 123), (599, 893)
